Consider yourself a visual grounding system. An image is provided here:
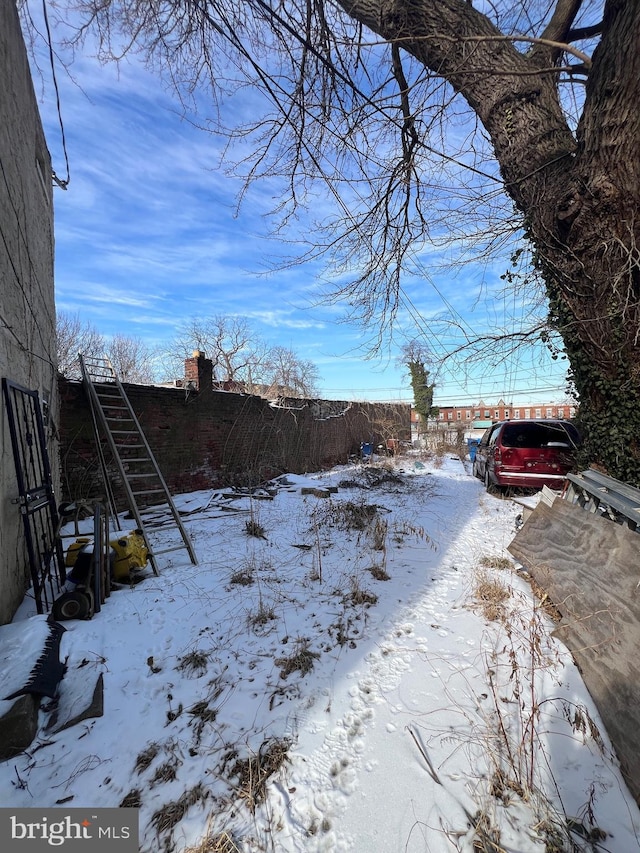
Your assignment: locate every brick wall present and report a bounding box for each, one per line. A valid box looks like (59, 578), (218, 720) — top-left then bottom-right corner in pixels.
(58, 378), (411, 506)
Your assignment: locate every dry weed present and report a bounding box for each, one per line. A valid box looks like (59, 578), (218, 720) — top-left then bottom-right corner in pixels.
(229, 568), (254, 586)
(150, 758), (180, 788)
(135, 743), (160, 774)
(276, 641), (320, 679)
(230, 738), (291, 813)
(314, 499), (378, 531)
(368, 564), (390, 581)
(344, 578), (378, 607)
(521, 573), (562, 622)
(371, 517), (388, 550)
(151, 783), (207, 835)
(480, 555), (513, 571)
(119, 789), (142, 809)
(248, 600), (277, 631)
(472, 570), (511, 622)
(177, 649), (211, 676)
(184, 831), (242, 853)
(244, 519), (266, 539)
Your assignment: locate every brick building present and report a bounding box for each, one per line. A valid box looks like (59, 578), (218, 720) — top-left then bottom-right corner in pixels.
(412, 398), (577, 431)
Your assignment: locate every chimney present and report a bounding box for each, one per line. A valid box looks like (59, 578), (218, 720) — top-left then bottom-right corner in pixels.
(184, 350), (213, 392)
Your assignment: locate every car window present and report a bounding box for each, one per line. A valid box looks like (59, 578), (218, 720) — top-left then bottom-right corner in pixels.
(501, 422), (578, 449)
(488, 425), (501, 446)
(478, 428), (492, 446)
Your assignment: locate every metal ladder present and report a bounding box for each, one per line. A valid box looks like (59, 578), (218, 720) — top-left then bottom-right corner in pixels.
(79, 354), (198, 573)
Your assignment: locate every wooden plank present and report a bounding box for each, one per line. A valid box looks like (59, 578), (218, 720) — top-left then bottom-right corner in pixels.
(508, 498), (640, 804)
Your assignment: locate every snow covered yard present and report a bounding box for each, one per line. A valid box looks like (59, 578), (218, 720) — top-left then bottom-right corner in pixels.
(1, 455), (639, 852)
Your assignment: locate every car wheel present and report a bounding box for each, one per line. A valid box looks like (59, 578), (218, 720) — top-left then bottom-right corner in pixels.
(484, 468), (499, 495)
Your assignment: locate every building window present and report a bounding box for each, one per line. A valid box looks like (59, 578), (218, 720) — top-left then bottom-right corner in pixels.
(494, 410), (500, 419)
(456, 410), (462, 420)
(535, 408), (542, 418)
(474, 410), (480, 418)
(558, 408), (564, 418)
(546, 407), (553, 417)
(525, 408), (531, 418)
(465, 410), (471, 420)
(447, 411), (453, 420)
(484, 410), (490, 419)
(504, 409), (510, 419)
(439, 412), (444, 420)
(514, 409), (520, 418)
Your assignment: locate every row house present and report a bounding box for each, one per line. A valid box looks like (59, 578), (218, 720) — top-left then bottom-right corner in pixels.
(432, 398), (577, 426)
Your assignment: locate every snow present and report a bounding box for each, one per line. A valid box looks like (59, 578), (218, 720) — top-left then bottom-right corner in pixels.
(1, 455), (639, 852)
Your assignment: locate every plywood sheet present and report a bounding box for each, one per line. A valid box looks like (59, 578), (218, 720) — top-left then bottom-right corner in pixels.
(508, 498), (640, 803)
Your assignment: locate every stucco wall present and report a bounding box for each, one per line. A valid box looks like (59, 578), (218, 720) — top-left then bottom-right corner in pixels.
(0, 0), (58, 624)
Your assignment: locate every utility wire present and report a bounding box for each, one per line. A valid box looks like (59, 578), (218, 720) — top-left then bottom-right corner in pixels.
(40, 0), (70, 189)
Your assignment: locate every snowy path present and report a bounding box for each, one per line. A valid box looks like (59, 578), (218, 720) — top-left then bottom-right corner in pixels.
(1, 457), (638, 853)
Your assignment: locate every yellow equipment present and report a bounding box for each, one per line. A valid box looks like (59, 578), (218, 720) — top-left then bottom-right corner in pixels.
(65, 529), (149, 583)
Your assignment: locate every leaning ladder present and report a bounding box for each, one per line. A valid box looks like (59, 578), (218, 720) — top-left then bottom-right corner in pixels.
(79, 354), (198, 573)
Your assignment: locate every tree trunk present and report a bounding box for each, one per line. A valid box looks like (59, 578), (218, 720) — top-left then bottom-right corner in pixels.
(338, 0), (640, 482)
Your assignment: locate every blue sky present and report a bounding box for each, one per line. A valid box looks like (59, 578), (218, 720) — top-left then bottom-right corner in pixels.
(30, 11), (573, 406)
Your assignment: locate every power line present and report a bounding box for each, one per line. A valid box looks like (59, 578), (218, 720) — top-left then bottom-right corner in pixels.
(40, 0), (70, 188)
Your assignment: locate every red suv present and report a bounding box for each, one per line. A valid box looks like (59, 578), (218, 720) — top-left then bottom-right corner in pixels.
(472, 419), (580, 492)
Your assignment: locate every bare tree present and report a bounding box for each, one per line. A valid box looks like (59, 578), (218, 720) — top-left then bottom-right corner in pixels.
(164, 315), (319, 396)
(105, 333), (157, 383)
(263, 345), (320, 398)
(56, 311), (104, 378)
(45, 1), (640, 482)
(165, 315), (267, 385)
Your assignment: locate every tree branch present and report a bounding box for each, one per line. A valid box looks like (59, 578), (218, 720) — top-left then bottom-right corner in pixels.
(533, 0), (583, 64)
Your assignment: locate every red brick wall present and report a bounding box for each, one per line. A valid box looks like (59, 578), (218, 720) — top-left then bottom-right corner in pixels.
(58, 379), (411, 504)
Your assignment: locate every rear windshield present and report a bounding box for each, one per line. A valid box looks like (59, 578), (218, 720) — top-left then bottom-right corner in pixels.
(501, 422), (579, 449)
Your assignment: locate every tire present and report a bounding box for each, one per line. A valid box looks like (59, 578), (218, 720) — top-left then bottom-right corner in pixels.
(51, 591), (91, 621)
(484, 468), (501, 496)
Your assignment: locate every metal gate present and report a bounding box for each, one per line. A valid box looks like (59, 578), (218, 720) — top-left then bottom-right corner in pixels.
(2, 378), (66, 614)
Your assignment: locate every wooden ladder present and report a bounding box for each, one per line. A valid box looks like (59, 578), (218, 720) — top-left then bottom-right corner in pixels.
(79, 354), (198, 573)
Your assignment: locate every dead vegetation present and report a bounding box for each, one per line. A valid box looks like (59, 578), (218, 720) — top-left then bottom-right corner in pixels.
(244, 518), (266, 539)
(227, 738), (291, 813)
(275, 640), (320, 679)
(183, 832), (242, 853)
(367, 563), (390, 581)
(338, 463), (404, 491)
(150, 758), (181, 788)
(319, 499), (378, 531)
(479, 555), (513, 571)
(177, 649), (211, 677)
(119, 789), (142, 809)
(343, 578), (378, 607)
(248, 599), (277, 631)
(135, 742), (160, 774)
(229, 567), (254, 586)
(151, 783), (208, 836)
(472, 569), (511, 622)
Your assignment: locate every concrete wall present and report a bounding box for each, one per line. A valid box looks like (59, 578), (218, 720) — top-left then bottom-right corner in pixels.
(0, 0), (58, 624)
(58, 379), (411, 505)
